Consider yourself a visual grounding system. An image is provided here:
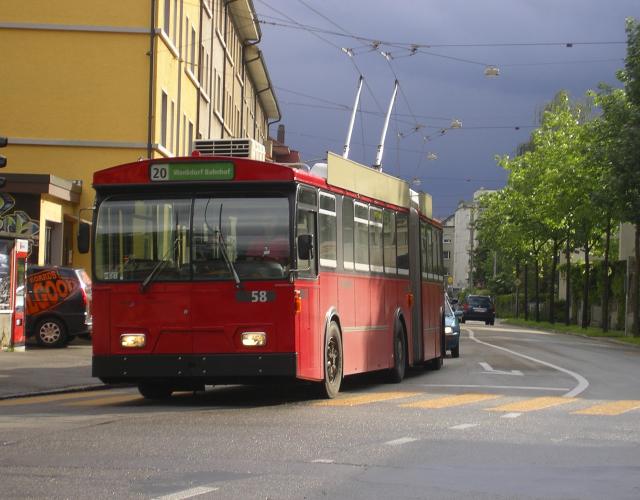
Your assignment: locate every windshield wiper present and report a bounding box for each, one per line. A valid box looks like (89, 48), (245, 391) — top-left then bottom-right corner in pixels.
(140, 235), (181, 293)
(216, 204), (241, 288)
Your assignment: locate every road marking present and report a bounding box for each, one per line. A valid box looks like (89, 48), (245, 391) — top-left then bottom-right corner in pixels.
(314, 392), (420, 406)
(421, 384), (568, 392)
(466, 328), (589, 397)
(312, 459), (335, 464)
(487, 396), (577, 413)
(449, 423), (478, 430)
(479, 362), (523, 376)
(153, 486), (219, 500)
(385, 437), (418, 446)
(65, 394), (142, 406)
(0, 391), (112, 406)
(501, 412), (523, 419)
(573, 400), (640, 416)
(401, 393), (500, 409)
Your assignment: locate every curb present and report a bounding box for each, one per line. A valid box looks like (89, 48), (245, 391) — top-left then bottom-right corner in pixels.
(0, 384), (111, 402)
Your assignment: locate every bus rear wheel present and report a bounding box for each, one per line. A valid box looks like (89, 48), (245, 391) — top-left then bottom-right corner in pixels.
(138, 381), (173, 400)
(388, 325), (406, 383)
(320, 322), (343, 399)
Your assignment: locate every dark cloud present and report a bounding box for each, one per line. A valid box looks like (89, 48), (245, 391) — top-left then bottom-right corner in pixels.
(256, 0), (636, 218)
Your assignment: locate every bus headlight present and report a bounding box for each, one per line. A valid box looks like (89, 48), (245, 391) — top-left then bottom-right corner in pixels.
(120, 333), (146, 348)
(444, 326), (453, 334)
(241, 332), (267, 347)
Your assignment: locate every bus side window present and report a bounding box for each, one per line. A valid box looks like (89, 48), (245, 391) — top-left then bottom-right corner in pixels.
(342, 197), (354, 271)
(296, 186), (317, 279)
(296, 209), (317, 278)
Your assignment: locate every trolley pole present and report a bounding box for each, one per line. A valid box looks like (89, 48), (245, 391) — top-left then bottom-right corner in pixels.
(372, 79), (398, 171)
(343, 76), (363, 160)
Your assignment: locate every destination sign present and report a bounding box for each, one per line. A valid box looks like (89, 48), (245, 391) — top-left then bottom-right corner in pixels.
(150, 162), (234, 182)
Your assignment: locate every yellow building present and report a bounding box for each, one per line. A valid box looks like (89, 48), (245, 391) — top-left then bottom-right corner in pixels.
(0, 0), (280, 270)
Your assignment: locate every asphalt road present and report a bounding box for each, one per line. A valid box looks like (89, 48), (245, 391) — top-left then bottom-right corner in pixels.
(1, 322), (639, 499)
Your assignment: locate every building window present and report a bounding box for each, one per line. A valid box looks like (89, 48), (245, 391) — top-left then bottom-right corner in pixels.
(443, 237), (451, 244)
(188, 121), (194, 154)
(170, 101), (175, 153)
(191, 26), (196, 74)
(161, 91), (168, 147)
(443, 250), (451, 260)
(163, 0), (171, 35)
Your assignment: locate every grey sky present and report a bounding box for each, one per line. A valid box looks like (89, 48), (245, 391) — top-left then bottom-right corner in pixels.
(255, 1), (637, 218)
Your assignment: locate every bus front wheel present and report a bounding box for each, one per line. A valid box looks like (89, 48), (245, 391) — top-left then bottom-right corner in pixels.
(320, 322), (343, 399)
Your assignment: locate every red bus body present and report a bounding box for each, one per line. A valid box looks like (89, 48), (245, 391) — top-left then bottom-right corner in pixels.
(88, 155), (444, 396)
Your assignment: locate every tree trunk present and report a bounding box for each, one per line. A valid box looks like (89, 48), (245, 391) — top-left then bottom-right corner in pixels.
(534, 257), (540, 322)
(565, 234), (571, 325)
(634, 223), (640, 337)
(581, 243), (590, 329)
(550, 239), (558, 324)
(524, 262), (529, 321)
(515, 261), (521, 318)
(602, 219), (611, 332)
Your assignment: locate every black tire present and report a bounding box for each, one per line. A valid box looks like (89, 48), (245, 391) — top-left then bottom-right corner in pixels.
(319, 321), (343, 399)
(138, 381), (173, 400)
(451, 344), (460, 358)
(35, 317), (68, 348)
(388, 324), (407, 383)
(489, 319), (495, 326)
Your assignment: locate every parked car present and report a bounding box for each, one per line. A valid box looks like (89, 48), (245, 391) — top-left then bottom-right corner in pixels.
(444, 294), (460, 358)
(26, 265), (92, 347)
(461, 295), (495, 325)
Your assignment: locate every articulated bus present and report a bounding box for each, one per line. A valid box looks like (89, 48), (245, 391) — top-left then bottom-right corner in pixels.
(80, 148), (445, 399)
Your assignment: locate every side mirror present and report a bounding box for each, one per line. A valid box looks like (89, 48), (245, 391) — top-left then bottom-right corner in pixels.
(78, 222), (90, 254)
(297, 234), (314, 261)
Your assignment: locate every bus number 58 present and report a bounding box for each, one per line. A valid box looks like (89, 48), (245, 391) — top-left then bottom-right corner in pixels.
(251, 291), (269, 303)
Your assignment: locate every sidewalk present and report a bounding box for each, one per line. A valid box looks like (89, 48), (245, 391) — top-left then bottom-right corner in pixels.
(0, 338), (105, 399)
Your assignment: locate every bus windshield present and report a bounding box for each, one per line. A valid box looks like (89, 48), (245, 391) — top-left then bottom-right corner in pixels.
(95, 196), (291, 282)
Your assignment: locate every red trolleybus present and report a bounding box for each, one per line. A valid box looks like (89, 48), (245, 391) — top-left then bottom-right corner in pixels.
(79, 147), (445, 399)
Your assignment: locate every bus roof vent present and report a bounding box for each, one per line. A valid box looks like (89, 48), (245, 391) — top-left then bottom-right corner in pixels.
(194, 138), (266, 161)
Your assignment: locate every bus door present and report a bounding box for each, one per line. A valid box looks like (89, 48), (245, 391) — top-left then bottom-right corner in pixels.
(294, 186), (321, 380)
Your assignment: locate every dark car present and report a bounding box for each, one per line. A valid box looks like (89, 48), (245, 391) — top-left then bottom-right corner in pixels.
(26, 266), (92, 347)
(461, 295), (495, 325)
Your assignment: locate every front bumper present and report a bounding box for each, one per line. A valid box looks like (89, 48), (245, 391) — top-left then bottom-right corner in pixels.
(93, 353), (297, 382)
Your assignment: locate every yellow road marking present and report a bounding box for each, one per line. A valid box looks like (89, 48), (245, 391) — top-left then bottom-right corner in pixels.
(65, 394), (143, 406)
(573, 400), (640, 416)
(486, 396), (576, 413)
(0, 391), (109, 407)
(401, 393), (500, 409)
(314, 392), (421, 406)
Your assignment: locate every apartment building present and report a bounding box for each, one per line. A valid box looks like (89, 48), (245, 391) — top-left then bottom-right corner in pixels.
(0, 0), (279, 270)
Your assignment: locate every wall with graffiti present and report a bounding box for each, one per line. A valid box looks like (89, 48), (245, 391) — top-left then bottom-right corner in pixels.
(0, 192), (40, 238)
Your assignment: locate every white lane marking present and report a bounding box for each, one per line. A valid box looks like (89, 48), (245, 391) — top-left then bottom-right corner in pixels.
(450, 424), (478, 430)
(420, 384), (569, 392)
(467, 328), (589, 398)
(153, 486), (219, 500)
(385, 437), (418, 446)
(473, 327), (554, 335)
(479, 362), (523, 376)
(312, 459), (335, 464)
(501, 412), (523, 419)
